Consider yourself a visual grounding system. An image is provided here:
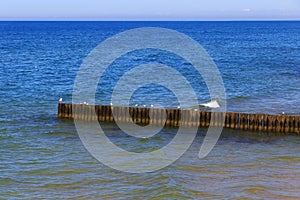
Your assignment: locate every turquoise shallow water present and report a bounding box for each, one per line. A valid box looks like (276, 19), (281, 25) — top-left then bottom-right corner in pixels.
(0, 21), (299, 199)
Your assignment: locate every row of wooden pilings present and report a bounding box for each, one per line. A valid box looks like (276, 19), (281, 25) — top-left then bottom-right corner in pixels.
(58, 103), (300, 134)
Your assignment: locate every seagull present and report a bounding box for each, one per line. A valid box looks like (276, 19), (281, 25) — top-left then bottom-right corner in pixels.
(200, 99), (220, 108)
(282, 112), (285, 115)
(143, 105), (146, 108)
(177, 106), (181, 109)
(150, 104), (154, 108)
(110, 102), (113, 106)
(59, 98), (63, 102)
(135, 104), (139, 107)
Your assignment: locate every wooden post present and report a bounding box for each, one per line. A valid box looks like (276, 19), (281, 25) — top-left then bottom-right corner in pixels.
(109, 106), (114, 122)
(145, 108), (149, 125)
(121, 106), (125, 123)
(266, 115), (271, 133)
(79, 104), (84, 120)
(248, 114), (253, 131)
(295, 116), (300, 134)
(95, 105), (100, 121)
(186, 110), (192, 127)
(71, 104), (76, 119)
(185, 109), (190, 127)
(280, 115), (285, 133)
(112, 106), (118, 122)
(173, 109), (178, 127)
(226, 112), (231, 128)
(211, 112), (216, 127)
(99, 105), (104, 122)
(138, 108), (142, 124)
(258, 115), (263, 132)
(149, 108), (155, 125)
(239, 113), (246, 130)
(194, 110), (200, 127)
(88, 105), (93, 121)
(76, 104), (81, 120)
(58, 103), (62, 118)
(271, 115), (276, 133)
(142, 108), (146, 125)
(170, 109), (175, 127)
(294, 116), (298, 134)
(102, 106), (107, 121)
(61, 103), (66, 118)
(161, 108), (167, 127)
(91, 105), (96, 121)
(199, 111), (204, 127)
(275, 115), (280, 133)
(191, 110), (196, 127)
(82, 105), (86, 120)
(118, 106), (123, 122)
(65, 103), (72, 118)
(141, 108), (146, 124)
(236, 112), (241, 133)
(285, 116), (290, 133)
(133, 107), (137, 124)
(156, 108), (161, 126)
(128, 107), (132, 123)
(206, 111), (210, 127)
(229, 113), (234, 129)
(67, 104), (72, 119)
(181, 109), (187, 127)
(165, 109), (169, 127)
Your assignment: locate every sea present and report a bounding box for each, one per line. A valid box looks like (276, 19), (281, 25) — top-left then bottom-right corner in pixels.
(0, 21), (300, 199)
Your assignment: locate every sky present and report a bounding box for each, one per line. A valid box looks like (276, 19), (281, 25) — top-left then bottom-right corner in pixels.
(0, 0), (299, 20)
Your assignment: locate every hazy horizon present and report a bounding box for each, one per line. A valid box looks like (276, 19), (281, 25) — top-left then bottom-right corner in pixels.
(0, 0), (299, 21)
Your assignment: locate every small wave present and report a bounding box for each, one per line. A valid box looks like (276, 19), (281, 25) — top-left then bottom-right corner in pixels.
(228, 95), (252, 102)
(45, 131), (75, 136)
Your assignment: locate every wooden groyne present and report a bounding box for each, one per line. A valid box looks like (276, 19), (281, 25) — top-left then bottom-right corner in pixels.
(58, 103), (300, 134)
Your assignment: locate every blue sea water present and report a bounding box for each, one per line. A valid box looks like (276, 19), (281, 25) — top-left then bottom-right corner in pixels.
(0, 21), (300, 199)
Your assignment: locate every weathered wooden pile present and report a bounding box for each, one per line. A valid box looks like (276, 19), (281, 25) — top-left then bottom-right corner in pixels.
(58, 103), (300, 134)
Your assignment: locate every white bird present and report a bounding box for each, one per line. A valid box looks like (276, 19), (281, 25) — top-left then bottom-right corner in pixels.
(150, 104), (154, 108)
(135, 104), (139, 107)
(110, 102), (113, 106)
(83, 102), (87, 105)
(177, 106), (181, 109)
(59, 98), (63, 102)
(143, 105), (146, 108)
(282, 112), (285, 115)
(200, 99), (220, 108)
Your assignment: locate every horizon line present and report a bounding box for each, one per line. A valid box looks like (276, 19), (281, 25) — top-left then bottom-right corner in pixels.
(1, 19), (300, 22)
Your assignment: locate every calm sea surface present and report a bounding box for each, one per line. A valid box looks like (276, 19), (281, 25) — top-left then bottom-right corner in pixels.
(0, 21), (300, 199)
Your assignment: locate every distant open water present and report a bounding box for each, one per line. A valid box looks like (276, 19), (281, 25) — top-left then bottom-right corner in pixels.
(0, 21), (299, 199)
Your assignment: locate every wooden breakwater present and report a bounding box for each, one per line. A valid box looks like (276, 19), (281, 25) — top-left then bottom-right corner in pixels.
(58, 103), (300, 134)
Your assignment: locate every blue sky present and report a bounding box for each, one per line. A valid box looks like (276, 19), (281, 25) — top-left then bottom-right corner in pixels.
(0, 0), (299, 20)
